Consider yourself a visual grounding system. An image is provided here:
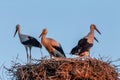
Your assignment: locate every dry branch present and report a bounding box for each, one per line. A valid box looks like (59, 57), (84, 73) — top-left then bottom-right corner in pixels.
(6, 58), (119, 80)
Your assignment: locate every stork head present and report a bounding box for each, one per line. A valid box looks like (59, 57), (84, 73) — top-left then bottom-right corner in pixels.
(14, 24), (20, 37)
(39, 28), (48, 38)
(90, 24), (101, 35)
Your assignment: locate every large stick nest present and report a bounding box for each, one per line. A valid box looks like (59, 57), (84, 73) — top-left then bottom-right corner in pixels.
(6, 58), (118, 80)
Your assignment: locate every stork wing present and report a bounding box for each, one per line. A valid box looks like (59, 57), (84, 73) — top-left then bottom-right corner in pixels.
(52, 44), (66, 57)
(70, 39), (85, 55)
(47, 38), (60, 47)
(47, 38), (66, 57)
(27, 36), (42, 48)
(78, 38), (87, 46)
(70, 46), (79, 54)
(78, 38), (93, 54)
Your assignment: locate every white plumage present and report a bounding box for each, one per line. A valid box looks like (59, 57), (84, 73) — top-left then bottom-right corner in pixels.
(14, 24), (42, 63)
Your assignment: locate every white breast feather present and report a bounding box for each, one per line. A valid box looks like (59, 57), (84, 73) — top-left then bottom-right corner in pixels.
(19, 35), (29, 42)
(86, 35), (94, 44)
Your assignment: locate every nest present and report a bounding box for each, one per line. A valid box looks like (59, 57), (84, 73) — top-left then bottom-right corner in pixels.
(6, 58), (118, 80)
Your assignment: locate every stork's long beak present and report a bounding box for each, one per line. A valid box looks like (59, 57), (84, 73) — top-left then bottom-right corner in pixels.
(39, 32), (42, 38)
(94, 37), (99, 43)
(95, 27), (101, 35)
(14, 29), (17, 37)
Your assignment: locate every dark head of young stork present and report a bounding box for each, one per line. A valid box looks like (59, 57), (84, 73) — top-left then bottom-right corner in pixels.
(14, 24), (42, 63)
(39, 28), (66, 58)
(70, 24), (101, 58)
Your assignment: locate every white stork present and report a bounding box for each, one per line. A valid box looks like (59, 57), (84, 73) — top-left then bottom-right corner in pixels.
(70, 24), (101, 58)
(39, 28), (66, 58)
(14, 24), (42, 63)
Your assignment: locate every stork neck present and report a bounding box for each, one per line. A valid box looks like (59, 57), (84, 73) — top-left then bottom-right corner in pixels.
(41, 34), (49, 47)
(41, 34), (46, 40)
(85, 29), (95, 44)
(90, 29), (94, 36)
(86, 29), (94, 38)
(90, 29), (94, 35)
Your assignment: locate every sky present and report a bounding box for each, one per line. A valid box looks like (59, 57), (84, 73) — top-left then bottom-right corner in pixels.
(0, 0), (120, 79)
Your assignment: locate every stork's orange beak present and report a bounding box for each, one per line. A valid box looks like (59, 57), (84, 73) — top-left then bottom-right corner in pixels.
(95, 27), (101, 35)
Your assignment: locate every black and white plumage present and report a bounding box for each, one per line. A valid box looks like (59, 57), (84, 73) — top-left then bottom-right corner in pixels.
(39, 28), (66, 58)
(14, 24), (42, 63)
(70, 24), (101, 58)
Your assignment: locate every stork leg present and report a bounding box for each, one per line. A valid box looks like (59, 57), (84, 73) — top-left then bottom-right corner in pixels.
(25, 46), (29, 63)
(50, 54), (52, 59)
(40, 48), (43, 59)
(88, 50), (90, 58)
(29, 47), (32, 64)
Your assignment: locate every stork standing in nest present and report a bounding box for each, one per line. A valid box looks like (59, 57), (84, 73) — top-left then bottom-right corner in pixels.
(39, 28), (66, 58)
(70, 24), (101, 58)
(14, 24), (42, 63)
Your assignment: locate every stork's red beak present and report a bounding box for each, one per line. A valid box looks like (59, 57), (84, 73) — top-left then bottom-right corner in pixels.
(95, 27), (101, 35)
(14, 29), (17, 37)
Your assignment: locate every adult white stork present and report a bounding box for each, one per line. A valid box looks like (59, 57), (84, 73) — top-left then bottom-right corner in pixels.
(70, 24), (101, 58)
(14, 24), (42, 63)
(39, 28), (66, 58)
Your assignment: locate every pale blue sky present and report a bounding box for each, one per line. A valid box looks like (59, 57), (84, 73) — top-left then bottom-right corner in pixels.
(0, 0), (120, 78)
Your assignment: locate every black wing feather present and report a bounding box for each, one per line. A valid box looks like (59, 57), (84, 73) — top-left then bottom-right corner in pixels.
(70, 46), (78, 54)
(22, 36), (42, 48)
(77, 38), (93, 54)
(52, 44), (66, 57)
(70, 38), (93, 55)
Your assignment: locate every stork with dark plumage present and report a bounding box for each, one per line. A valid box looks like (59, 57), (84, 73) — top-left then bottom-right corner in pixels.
(39, 28), (66, 58)
(14, 24), (42, 63)
(70, 24), (101, 58)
